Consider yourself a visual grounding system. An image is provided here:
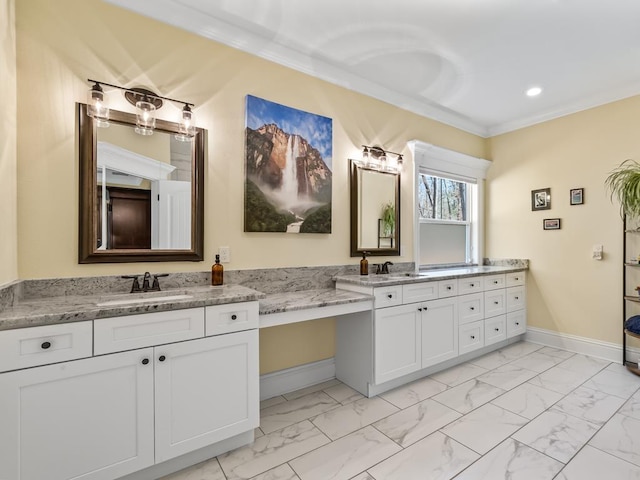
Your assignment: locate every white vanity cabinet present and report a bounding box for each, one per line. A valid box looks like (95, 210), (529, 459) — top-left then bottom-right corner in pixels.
(0, 302), (259, 480)
(336, 269), (526, 397)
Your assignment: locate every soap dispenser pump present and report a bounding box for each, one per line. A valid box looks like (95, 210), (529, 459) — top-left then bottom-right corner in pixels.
(212, 254), (224, 286)
(360, 251), (369, 276)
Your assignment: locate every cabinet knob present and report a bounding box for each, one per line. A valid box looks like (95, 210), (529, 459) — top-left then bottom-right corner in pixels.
(470, 283), (475, 287)
(158, 355), (166, 362)
(387, 294), (393, 299)
(446, 286), (452, 290)
(470, 307), (475, 311)
(515, 322), (520, 326)
(515, 296), (519, 300)
(418, 307), (423, 312)
(231, 314), (237, 320)
(471, 335), (475, 339)
(515, 277), (519, 281)
(494, 301), (499, 305)
(494, 280), (498, 284)
(495, 328), (500, 332)
(41, 341), (51, 350)
(141, 358), (150, 365)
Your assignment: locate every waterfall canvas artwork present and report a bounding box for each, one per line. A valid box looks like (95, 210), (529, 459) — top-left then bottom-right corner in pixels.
(244, 95), (332, 233)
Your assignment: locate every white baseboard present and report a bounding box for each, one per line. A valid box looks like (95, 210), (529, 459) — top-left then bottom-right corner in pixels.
(526, 327), (640, 364)
(260, 358), (336, 400)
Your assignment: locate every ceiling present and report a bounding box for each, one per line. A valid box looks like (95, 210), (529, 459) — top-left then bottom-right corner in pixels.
(105, 0), (640, 137)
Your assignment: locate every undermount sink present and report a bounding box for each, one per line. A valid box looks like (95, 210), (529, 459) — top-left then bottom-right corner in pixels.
(96, 294), (193, 307)
(386, 272), (432, 280)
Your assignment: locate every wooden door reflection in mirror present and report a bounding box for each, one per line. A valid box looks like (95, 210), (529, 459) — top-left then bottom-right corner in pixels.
(350, 159), (401, 256)
(78, 103), (205, 263)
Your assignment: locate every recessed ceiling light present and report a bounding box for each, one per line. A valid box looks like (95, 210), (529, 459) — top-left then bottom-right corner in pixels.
(526, 86), (542, 97)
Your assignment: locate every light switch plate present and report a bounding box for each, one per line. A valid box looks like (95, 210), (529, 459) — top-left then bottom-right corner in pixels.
(219, 246), (231, 263)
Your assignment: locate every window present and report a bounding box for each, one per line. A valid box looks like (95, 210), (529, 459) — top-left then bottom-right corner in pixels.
(410, 141), (491, 269)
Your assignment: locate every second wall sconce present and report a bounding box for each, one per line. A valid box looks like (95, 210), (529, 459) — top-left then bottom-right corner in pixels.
(356, 145), (403, 173)
(87, 79), (196, 141)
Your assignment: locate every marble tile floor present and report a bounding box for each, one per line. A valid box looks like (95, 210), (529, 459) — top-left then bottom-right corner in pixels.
(160, 342), (640, 480)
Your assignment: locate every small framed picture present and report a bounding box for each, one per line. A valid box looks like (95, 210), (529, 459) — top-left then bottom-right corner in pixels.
(543, 218), (561, 230)
(531, 188), (551, 211)
(570, 188), (584, 205)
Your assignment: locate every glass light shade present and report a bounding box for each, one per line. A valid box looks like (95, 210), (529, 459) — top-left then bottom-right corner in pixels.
(361, 147), (370, 167)
(87, 85), (109, 127)
(175, 105), (196, 142)
(135, 100), (156, 136)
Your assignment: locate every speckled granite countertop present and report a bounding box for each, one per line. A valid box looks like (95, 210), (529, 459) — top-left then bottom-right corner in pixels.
(334, 265), (527, 287)
(0, 285), (264, 331)
(259, 289), (372, 316)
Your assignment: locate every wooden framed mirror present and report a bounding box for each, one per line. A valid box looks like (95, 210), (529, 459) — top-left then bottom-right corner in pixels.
(78, 103), (205, 263)
(350, 159), (401, 256)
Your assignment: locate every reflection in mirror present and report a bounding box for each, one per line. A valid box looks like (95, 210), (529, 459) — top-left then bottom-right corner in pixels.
(350, 159), (401, 257)
(78, 104), (204, 263)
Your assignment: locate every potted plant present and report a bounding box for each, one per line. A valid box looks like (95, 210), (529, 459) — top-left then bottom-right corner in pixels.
(380, 202), (395, 237)
(605, 159), (640, 218)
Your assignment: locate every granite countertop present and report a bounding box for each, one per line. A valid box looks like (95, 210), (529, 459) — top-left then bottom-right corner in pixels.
(259, 288), (373, 316)
(334, 265), (527, 287)
(0, 285), (265, 331)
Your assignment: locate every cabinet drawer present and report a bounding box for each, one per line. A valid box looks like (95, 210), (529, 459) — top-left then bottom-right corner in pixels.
(484, 290), (506, 318)
(485, 315), (507, 346)
(506, 272), (526, 287)
(0, 322), (93, 373)
(458, 293), (484, 325)
(205, 301), (259, 336)
(402, 282), (436, 304)
(483, 274), (506, 291)
(374, 285), (403, 307)
(94, 308), (205, 355)
(457, 276), (483, 295)
(459, 320), (484, 355)
(438, 280), (458, 298)
(507, 310), (527, 337)
(506, 286), (526, 313)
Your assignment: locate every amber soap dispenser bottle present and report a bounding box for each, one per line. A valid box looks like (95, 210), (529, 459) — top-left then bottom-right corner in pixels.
(212, 254), (224, 286)
(360, 251), (369, 275)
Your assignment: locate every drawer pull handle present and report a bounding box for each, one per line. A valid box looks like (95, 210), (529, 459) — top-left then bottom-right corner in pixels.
(471, 335), (475, 339)
(494, 280), (498, 284)
(418, 308), (423, 312)
(515, 277), (519, 281)
(494, 301), (499, 305)
(446, 286), (452, 290)
(387, 294), (393, 299)
(495, 328), (500, 332)
(231, 314), (237, 320)
(158, 355), (166, 362)
(41, 341), (51, 350)
(470, 283), (475, 287)
(141, 358), (150, 365)
(470, 307), (475, 311)
(515, 296), (519, 300)
(515, 322), (520, 326)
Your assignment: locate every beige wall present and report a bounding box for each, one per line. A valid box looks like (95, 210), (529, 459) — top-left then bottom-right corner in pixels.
(487, 96), (640, 346)
(15, 0), (484, 373)
(0, 0), (17, 286)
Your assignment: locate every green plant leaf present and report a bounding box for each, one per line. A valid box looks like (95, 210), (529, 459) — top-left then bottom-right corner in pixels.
(605, 159), (640, 218)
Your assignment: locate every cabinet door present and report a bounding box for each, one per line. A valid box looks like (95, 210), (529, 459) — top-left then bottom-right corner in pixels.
(374, 304), (421, 384)
(0, 349), (154, 480)
(154, 330), (259, 462)
(421, 297), (458, 368)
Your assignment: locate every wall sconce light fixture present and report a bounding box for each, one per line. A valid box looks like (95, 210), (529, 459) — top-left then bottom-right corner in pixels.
(86, 79), (196, 141)
(356, 145), (403, 173)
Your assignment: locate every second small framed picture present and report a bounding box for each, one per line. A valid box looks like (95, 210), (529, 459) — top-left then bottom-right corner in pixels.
(570, 188), (584, 205)
(543, 218), (561, 230)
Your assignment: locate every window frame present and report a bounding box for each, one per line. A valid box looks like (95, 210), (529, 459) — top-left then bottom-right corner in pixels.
(409, 141), (491, 271)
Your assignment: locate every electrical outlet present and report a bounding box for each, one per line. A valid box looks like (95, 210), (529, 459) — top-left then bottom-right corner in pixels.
(219, 246), (231, 263)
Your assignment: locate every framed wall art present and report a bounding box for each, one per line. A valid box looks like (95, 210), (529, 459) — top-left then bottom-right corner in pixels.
(543, 218), (561, 230)
(531, 188), (551, 211)
(244, 95), (333, 233)
(570, 188), (584, 205)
